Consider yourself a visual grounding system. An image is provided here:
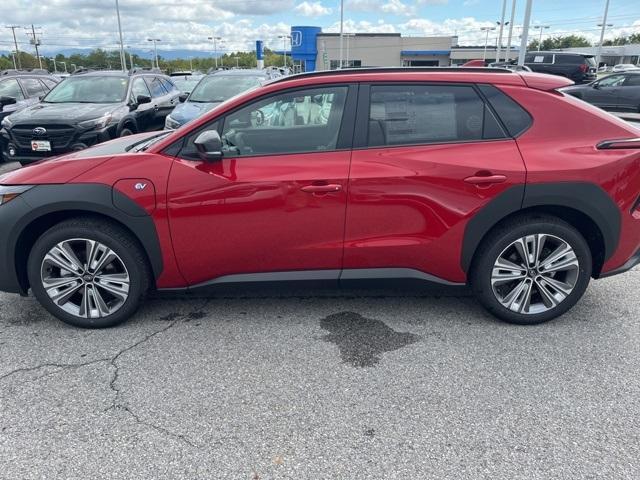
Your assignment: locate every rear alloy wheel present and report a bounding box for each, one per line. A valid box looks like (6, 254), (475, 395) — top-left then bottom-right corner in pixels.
(28, 219), (150, 328)
(471, 216), (592, 325)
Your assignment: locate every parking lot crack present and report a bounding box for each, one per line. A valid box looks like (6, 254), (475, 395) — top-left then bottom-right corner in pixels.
(0, 358), (109, 384)
(104, 301), (208, 448)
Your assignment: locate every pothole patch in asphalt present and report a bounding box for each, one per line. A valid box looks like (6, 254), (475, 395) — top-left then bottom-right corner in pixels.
(320, 311), (420, 367)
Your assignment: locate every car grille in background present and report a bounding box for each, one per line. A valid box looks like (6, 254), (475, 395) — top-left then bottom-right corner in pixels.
(10, 125), (76, 150)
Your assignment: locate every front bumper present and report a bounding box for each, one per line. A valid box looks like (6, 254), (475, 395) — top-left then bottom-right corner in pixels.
(1, 124), (116, 164)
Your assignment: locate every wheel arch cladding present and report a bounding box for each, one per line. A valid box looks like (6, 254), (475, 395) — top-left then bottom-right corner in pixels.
(10, 184), (163, 293)
(462, 183), (620, 276)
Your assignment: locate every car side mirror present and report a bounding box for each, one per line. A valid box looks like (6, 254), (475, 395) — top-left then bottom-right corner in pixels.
(0, 96), (17, 111)
(137, 94), (152, 105)
(179, 93), (189, 103)
(592, 83), (600, 89)
(194, 130), (223, 162)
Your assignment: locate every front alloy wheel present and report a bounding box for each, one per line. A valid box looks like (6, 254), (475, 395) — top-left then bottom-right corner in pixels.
(28, 218), (150, 328)
(41, 239), (130, 319)
(491, 234), (579, 315)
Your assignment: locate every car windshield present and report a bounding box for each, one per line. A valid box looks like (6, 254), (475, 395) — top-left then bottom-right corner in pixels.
(44, 76), (129, 103)
(173, 76), (202, 93)
(188, 74), (263, 103)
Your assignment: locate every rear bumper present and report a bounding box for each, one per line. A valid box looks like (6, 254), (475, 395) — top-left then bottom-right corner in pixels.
(599, 248), (640, 278)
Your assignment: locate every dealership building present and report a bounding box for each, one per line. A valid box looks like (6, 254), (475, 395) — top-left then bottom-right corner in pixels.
(287, 26), (519, 72)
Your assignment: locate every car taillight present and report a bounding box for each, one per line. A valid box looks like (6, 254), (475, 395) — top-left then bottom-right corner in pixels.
(579, 64), (588, 73)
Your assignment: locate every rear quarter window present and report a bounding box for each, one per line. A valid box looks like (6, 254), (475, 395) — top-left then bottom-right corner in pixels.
(525, 54), (553, 64)
(478, 84), (532, 137)
(555, 54), (586, 65)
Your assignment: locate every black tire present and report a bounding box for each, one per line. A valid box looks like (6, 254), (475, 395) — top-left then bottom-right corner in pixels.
(470, 214), (592, 325)
(27, 217), (151, 328)
(119, 127), (134, 137)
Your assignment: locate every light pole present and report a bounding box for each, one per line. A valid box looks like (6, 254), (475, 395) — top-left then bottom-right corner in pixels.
(189, 56), (194, 71)
(517, 0), (533, 67)
(50, 57), (57, 73)
(114, 0), (126, 71)
(208, 36), (222, 68)
(344, 33), (355, 67)
(339, 0), (344, 68)
(147, 38), (161, 69)
(126, 46), (134, 70)
(504, 0), (517, 63)
(481, 27), (496, 61)
(596, 0), (611, 68)
(496, 0), (508, 64)
(59, 61), (67, 73)
(534, 25), (550, 51)
(279, 34), (291, 67)
(597, 22), (613, 68)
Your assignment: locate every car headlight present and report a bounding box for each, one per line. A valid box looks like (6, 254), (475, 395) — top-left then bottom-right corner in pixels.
(0, 185), (33, 206)
(1, 116), (13, 129)
(78, 114), (112, 130)
(164, 115), (182, 130)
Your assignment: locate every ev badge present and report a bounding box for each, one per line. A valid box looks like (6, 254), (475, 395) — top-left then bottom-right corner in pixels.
(134, 182), (147, 191)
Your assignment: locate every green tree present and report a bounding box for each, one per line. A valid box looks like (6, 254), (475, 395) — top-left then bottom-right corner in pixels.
(528, 35), (591, 51)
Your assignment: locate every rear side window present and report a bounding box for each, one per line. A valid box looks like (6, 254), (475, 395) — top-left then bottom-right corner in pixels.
(367, 84), (505, 147)
(525, 54), (553, 64)
(41, 78), (58, 90)
(624, 75), (640, 86)
(0, 78), (24, 100)
(19, 78), (46, 97)
(556, 54), (586, 65)
(478, 84), (532, 137)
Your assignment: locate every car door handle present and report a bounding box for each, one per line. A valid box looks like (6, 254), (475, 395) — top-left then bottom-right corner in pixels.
(464, 174), (507, 186)
(301, 183), (342, 193)
(153, 104), (159, 111)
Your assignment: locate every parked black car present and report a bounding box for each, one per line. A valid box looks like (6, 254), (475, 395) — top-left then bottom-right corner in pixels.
(562, 71), (640, 113)
(524, 51), (597, 84)
(0, 69), (61, 162)
(1, 69), (180, 165)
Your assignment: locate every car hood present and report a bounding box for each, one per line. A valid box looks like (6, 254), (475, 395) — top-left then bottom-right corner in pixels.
(169, 100), (221, 125)
(9, 102), (121, 125)
(0, 131), (163, 185)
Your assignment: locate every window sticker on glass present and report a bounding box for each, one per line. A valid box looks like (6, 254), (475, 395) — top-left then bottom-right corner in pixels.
(533, 56), (545, 63)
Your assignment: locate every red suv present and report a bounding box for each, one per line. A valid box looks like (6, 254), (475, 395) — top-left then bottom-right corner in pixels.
(1, 68), (639, 328)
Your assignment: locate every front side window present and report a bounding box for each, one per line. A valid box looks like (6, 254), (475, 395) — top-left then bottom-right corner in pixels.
(44, 76), (129, 103)
(367, 84), (504, 147)
(130, 77), (151, 102)
(160, 78), (178, 94)
(598, 75), (626, 87)
(219, 86), (348, 157)
(145, 77), (167, 97)
(0, 78), (24, 100)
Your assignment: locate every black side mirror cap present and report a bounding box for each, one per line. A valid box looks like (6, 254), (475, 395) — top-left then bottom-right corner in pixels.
(0, 96), (17, 111)
(137, 94), (152, 105)
(179, 93), (189, 103)
(194, 130), (223, 162)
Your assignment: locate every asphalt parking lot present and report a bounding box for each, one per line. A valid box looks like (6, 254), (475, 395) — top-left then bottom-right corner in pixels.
(1, 159), (640, 479)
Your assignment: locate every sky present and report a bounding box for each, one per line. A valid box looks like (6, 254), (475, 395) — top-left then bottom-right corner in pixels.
(1, 0), (639, 57)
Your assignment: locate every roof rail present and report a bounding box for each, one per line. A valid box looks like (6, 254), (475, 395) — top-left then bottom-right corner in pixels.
(268, 66), (513, 84)
(70, 67), (92, 75)
(0, 68), (51, 76)
(129, 67), (163, 75)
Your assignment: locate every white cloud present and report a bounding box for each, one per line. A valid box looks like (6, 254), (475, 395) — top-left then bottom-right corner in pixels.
(381, 0), (416, 17)
(295, 1), (332, 17)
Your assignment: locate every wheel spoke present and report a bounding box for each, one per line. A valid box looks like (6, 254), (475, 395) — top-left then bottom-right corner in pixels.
(87, 284), (111, 318)
(50, 282), (83, 306)
(535, 278), (563, 309)
(540, 251), (578, 274)
(43, 276), (80, 290)
(538, 243), (573, 271)
(78, 284), (90, 318)
(88, 244), (117, 275)
(44, 245), (82, 274)
(500, 278), (533, 313)
(95, 274), (130, 301)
